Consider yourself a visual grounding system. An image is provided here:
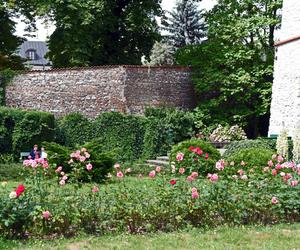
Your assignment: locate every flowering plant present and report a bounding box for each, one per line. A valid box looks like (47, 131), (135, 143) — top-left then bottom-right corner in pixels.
(170, 139), (221, 176)
(209, 124), (247, 143)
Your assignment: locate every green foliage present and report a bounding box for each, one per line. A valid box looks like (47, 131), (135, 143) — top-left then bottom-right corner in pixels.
(0, 107), (55, 154)
(170, 139), (221, 175)
(41, 142), (72, 171)
(56, 109), (196, 162)
(145, 107), (195, 144)
(223, 139), (276, 158)
(161, 0), (206, 47)
(92, 112), (147, 162)
(176, 0), (283, 137)
(34, 0), (162, 67)
(225, 148), (275, 168)
(1, 159), (300, 238)
(55, 113), (92, 147)
(0, 163), (22, 181)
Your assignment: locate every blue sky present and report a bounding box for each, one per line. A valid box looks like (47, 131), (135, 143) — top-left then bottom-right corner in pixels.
(15, 0), (217, 41)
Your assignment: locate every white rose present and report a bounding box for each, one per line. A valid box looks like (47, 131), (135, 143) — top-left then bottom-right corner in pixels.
(9, 191), (17, 199)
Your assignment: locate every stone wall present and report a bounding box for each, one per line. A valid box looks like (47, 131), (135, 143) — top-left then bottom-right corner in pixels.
(5, 65), (195, 118)
(268, 0), (300, 136)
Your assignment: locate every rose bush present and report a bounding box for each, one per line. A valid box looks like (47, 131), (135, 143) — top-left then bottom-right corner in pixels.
(170, 139), (221, 176)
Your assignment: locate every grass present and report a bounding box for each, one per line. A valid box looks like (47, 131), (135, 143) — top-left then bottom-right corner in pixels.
(1, 223), (300, 250)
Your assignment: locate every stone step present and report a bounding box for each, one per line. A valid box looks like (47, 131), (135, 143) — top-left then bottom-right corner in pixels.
(156, 156), (169, 161)
(146, 159), (170, 167)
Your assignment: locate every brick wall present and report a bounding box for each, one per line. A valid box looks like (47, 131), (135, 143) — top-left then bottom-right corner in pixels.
(5, 65), (196, 118)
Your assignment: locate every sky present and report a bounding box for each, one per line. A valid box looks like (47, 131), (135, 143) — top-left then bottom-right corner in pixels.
(15, 0), (217, 41)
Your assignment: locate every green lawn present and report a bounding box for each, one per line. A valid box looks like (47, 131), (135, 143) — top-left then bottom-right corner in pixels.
(1, 223), (300, 250)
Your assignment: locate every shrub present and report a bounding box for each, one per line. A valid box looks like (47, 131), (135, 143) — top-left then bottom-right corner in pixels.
(91, 112), (147, 161)
(42, 141), (114, 183)
(209, 124), (247, 143)
(225, 148), (275, 169)
(55, 113), (92, 147)
(223, 139), (276, 158)
(170, 139), (221, 176)
(145, 107), (195, 144)
(0, 163), (22, 181)
(0, 107), (55, 154)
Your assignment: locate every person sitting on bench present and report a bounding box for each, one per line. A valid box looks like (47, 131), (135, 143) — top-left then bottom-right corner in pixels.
(29, 144), (40, 160)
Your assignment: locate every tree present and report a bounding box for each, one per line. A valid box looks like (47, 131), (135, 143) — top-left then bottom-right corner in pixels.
(176, 0), (283, 137)
(0, 6), (24, 70)
(161, 0), (206, 48)
(39, 0), (162, 67)
(142, 41), (175, 66)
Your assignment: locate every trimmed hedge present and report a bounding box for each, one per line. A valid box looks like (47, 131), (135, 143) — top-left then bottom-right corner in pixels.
(225, 147), (275, 168)
(56, 110), (196, 162)
(0, 107), (55, 155)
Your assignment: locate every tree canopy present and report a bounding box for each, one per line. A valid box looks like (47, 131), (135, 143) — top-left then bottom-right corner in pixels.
(176, 0), (283, 137)
(35, 0), (162, 67)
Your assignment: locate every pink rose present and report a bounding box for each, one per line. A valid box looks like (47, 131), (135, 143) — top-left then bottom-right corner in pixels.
(275, 164), (282, 170)
(114, 163), (121, 169)
(68, 159), (74, 164)
(272, 169), (277, 176)
(277, 155), (284, 163)
(271, 196), (278, 204)
(31, 161), (38, 169)
(191, 191), (199, 199)
(84, 152), (90, 158)
(42, 211), (51, 220)
(191, 187), (197, 193)
(290, 180), (298, 187)
(272, 154), (277, 160)
(59, 179), (65, 186)
(23, 160), (31, 167)
(176, 152), (184, 161)
(55, 166), (62, 173)
(280, 172), (286, 177)
(209, 174), (218, 183)
(86, 163), (93, 171)
(216, 160), (225, 171)
(155, 166), (161, 173)
(60, 171), (65, 176)
(267, 160), (274, 167)
(117, 171), (124, 178)
(42, 161), (49, 169)
(149, 170), (156, 178)
(186, 175), (194, 182)
(62, 175), (68, 181)
(79, 156), (86, 162)
(125, 168), (132, 173)
(92, 186), (99, 193)
(179, 167), (185, 174)
(191, 172), (198, 178)
(81, 148), (87, 152)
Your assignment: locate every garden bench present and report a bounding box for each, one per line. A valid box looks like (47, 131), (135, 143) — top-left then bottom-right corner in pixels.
(19, 152), (30, 161)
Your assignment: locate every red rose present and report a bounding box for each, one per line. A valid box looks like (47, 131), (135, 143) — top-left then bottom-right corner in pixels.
(205, 153), (209, 160)
(188, 146), (195, 151)
(195, 147), (203, 155)
(15, 184), (25, 197)
(170, 179), (176, 185)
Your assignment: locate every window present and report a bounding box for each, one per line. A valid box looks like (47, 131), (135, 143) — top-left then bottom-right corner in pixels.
(26, 50), (36, 60)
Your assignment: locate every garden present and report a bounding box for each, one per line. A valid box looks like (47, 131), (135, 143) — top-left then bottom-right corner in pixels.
(0, 106), (300, 249)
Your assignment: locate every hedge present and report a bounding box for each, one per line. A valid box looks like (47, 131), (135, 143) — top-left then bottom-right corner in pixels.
(0, 107), (55, 154)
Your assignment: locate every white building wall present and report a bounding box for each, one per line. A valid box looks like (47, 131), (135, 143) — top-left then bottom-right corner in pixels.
(268, 0), (300, 136)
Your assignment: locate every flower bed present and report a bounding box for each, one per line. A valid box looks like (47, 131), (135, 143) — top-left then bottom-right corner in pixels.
(0, 154), (299, 239)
